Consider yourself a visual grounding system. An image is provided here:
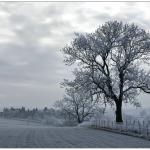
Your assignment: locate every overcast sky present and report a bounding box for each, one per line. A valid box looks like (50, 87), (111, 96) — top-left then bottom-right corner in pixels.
(0, 2), (150, 109)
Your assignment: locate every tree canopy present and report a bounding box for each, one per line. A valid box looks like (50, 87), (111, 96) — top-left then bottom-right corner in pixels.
(62, 21), (150, 122)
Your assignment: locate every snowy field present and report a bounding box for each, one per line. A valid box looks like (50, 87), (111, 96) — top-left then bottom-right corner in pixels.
(0, 118), (150, 148)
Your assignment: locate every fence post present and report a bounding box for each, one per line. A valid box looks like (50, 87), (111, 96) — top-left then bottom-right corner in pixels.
(104, 120), (105, 128)
(107, 120), (109, 128)
(96, 119), (98, 128)
(91, 120), (93, 127)
(146, 124), (149, 137)
(138, 120), (141, 134)
(132, 120), (135, 131)
(125, 120), (127, 132)
(143, 121), (145, 135)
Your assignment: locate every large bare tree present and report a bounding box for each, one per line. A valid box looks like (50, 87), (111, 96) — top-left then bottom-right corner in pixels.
(62, 21), (150, 123)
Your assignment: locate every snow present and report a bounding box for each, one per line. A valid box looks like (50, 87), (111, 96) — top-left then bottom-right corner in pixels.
(0, 118), (43, 128)
(0, 118), (149, 148)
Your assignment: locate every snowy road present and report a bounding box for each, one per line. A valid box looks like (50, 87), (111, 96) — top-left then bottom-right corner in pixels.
(0, 118), (150, 148)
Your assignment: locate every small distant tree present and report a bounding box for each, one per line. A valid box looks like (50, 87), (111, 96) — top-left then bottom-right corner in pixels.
(19, 107), (26, 118)
(55, 88), (98, 124)
(43, 107), (48, 112)
(62, 21), (150, 123)
(3, 108), (9, 118)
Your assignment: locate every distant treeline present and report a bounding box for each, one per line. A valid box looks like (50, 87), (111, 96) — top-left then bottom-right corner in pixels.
(0, 106), (104, 126)
(0, 107), (62, 121)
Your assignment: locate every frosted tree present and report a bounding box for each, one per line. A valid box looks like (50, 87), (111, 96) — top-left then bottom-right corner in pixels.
(62, 21), (150, 123)
(55, 88), (99, 123)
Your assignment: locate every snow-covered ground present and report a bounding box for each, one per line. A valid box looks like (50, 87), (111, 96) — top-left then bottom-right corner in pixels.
(0, 118), (43, 128)
(0, 118), (150, 148)
(89, 107), (150, 139)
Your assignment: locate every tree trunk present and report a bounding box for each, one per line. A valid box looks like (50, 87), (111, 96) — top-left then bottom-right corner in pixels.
(77, 117), (82, 123)
(76, 112), (82, 123)
(115, 101), (123, 123)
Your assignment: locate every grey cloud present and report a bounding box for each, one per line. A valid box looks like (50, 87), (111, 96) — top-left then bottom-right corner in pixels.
(0, 2), (149, 109)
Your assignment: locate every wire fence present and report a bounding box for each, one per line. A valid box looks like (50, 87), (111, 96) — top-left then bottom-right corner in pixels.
(90, 119), (150, 138)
